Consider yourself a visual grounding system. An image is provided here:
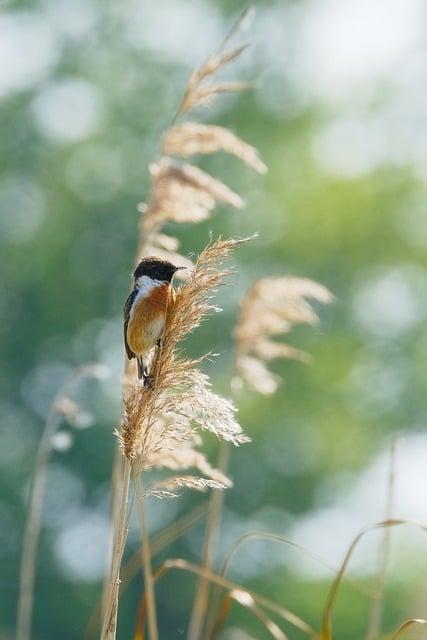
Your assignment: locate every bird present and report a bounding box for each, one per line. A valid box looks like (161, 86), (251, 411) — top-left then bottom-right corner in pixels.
(123, 257), (184, 385)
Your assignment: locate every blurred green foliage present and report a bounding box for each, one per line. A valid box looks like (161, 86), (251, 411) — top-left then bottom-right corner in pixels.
(1, 0), (427, 638)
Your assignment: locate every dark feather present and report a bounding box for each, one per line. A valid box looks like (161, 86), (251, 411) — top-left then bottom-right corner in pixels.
(123, 288), (138, 360)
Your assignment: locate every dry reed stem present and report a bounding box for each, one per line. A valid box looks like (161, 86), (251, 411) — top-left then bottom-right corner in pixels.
(101, 460), (132, 640)
(188, 443), (231, 640)
(102, 450), (124, 615)
(208, 590), (232, 640)
(391, 619), (427, 640)
(137, 580), (288, 640)
(223, 589), (289, 640)
(136, 558), (317, 639)
(221, 532), (375, 597)
(321, 519), (427, 640)
(103, 8), (263, 636)
(140, 239), (247, 640)
(366, 440), (397, 640)
(85, 504), (207, 639)
(17, 406), (63, 640)
(105, 238), (251, 638)
(205, 529), (376, 639)
(17, 364), (103, 640)
(193, 275), (332, 639)
(211, 588), (288, 640)
(136, 478), (158, 640)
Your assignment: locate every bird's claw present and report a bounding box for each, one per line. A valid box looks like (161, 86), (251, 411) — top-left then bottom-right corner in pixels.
(143, 373), (154, 388)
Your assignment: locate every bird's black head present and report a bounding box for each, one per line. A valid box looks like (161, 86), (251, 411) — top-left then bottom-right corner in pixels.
(133, 257), (184, 284)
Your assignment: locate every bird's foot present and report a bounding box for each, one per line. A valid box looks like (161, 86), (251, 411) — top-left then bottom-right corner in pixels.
(143, 373), (154, 388)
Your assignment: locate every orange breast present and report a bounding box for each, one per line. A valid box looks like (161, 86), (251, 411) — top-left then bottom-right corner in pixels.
(127, 283), (171, 355)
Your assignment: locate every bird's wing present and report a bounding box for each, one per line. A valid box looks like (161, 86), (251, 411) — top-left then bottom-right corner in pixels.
(123, 288), (138, 360)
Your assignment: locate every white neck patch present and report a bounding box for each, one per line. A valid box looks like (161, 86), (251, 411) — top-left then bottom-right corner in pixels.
(130, 276), (164, 318)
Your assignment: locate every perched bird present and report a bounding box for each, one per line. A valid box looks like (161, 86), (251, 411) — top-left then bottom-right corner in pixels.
(124, 257), (184, 384)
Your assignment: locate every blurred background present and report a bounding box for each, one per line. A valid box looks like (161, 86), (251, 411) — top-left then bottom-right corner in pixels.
(1, 0), (427, 638)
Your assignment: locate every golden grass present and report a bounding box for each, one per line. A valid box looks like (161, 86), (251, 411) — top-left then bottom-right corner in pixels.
(203, 530), (377, 639)
(102, 237), (252, 639)
(133, 519), (427, 640)
(118, 237), (252, 465)
(84, 504), (207, 639)
(391, 619), (427, 640)
(321, 519), (427, 640)
(18, 8), (427, 640)
(135, 558), (317, 640)
(102, 11), (264, 636)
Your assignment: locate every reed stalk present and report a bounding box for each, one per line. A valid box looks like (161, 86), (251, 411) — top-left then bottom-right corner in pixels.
(188, 431), (231, 640)
(101, 12), (260, 635)
(143, 558), (317, 638)
(17, 366), (100, 640)
(101, 460), (132, 640)
(17, 401), (63, 640)
(365, 439), (397, 640)
(191, 276), (332, 638)
(85, 505), (206, 639)
(136, 477), (158, 640)
(321, 519), (427, 640)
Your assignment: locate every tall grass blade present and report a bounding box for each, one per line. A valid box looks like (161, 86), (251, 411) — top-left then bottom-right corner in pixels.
(321, 519), (427, 640)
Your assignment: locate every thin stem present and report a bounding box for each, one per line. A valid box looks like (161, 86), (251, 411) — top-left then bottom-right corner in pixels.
(190, 359), (242, 640)
(101, 459), (132, 640)
(136, 477), (159, 640)
(101, 448), (124, 626)
(100, 183), (158, 629)
(17, 367), (93, 640)
(159, 558), (317, 638)
(189, 333), (244, 640)
(16, 404), (62, 640)
(321, 519), (427, 640)
(188, 443), (230, 640)
(365, 439), (397, 640)
(137, 561), (315, 639)
(391, 619), (427, 640)
(85, 504), (207, 640)
(212, 589), (288, 640)
(219, 532), (375, 598)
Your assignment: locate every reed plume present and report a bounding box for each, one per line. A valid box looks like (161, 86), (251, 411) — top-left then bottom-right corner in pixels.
(162, 123), (267, 173)
(134, 8), (263, 274)
(102, 238), (252, 640)
(233, 276), (333, 394)
(103, 10), (265, 638)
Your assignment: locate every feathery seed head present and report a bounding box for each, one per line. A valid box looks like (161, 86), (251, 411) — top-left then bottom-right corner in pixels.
(233, 276), (333, 394)
(162, 123), (267, 174)
(118, 237), (252, 489)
